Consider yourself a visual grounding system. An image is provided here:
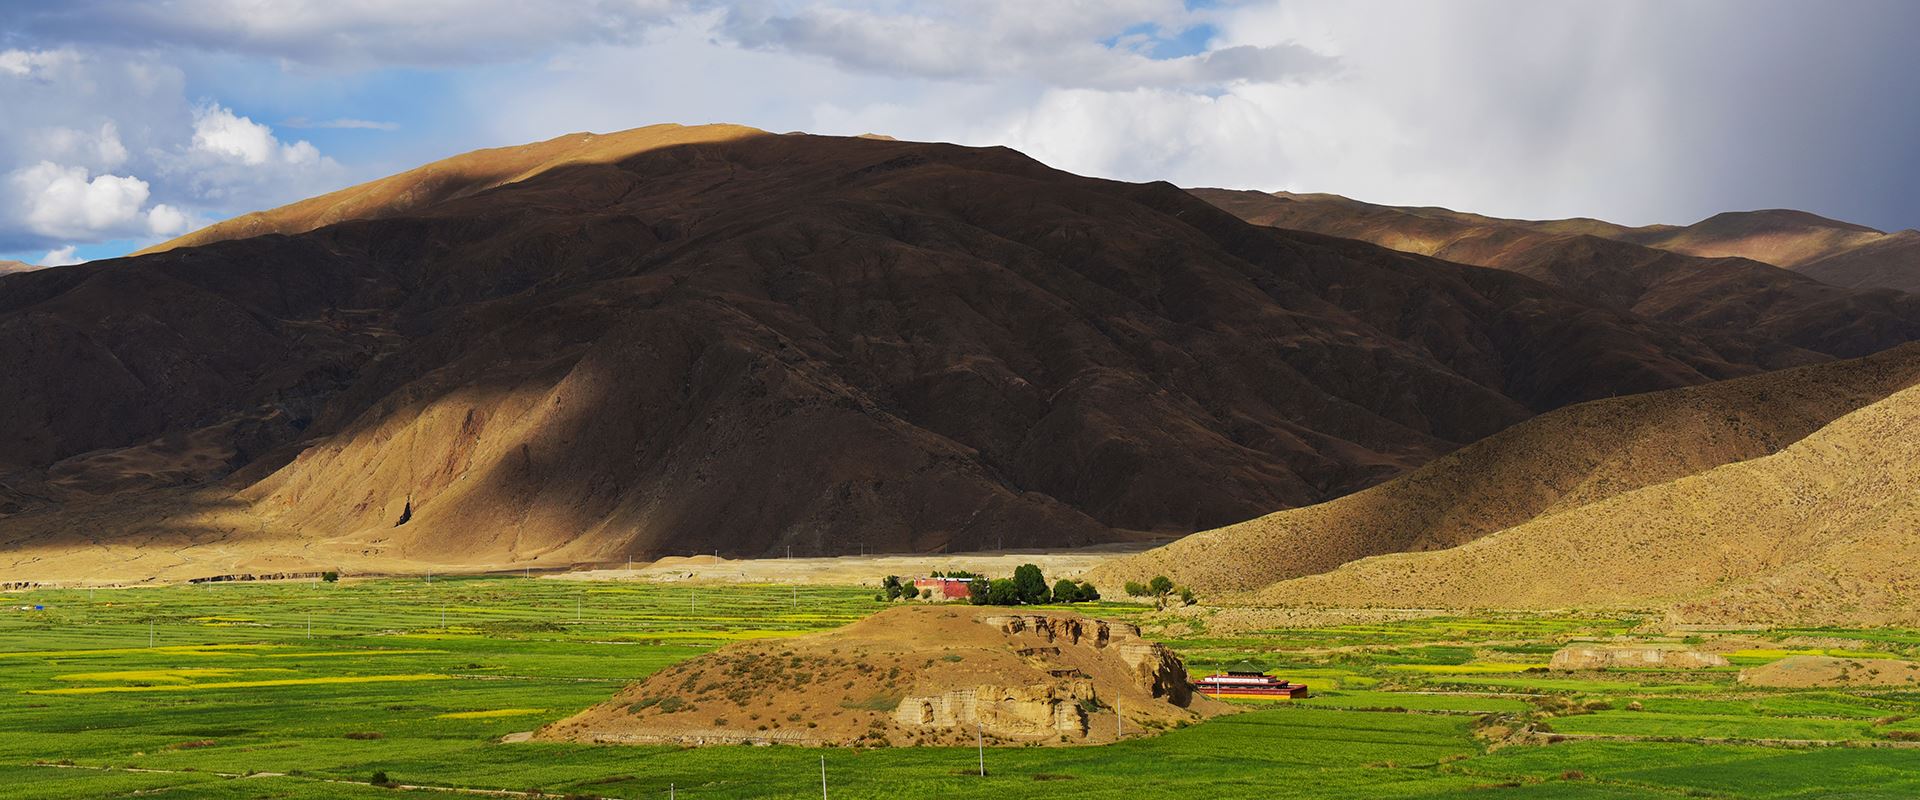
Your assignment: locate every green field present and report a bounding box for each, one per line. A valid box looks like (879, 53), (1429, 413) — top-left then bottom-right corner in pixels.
(2, 579), (1919, 798)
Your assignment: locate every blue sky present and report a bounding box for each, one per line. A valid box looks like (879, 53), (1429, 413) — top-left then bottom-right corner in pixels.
(3, 0), (1918, 267)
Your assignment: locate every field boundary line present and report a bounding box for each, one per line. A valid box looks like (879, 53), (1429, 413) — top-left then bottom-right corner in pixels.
(25, 762), (635, 799)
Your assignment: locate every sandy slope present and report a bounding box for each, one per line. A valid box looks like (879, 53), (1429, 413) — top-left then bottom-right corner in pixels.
(1088, 344), (1920, 597)
(1243, 367), (1920, 624)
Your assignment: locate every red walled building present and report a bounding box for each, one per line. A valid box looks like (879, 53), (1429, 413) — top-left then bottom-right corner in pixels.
(911, 577), (975, 600)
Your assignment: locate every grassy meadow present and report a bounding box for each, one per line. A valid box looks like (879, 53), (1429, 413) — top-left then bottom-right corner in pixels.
(1, 579), (1918, 798)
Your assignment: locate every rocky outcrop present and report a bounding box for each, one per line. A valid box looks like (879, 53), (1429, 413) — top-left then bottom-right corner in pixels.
(893, 681), (1093, 739)
(1550, 646), (1729, 670)
(980, 614), (1193, 704)
(538, 606), (1231, 748)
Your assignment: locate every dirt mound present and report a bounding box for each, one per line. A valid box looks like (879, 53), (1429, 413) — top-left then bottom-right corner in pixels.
(1191, 189), (1920, 358)
(1739, 656), (1920, 688)
(535, 606), (1229, 747)
(1089, 344), (1920, 595)
(1549, 646), (1728, 670)
(0, 124), (1816, 582)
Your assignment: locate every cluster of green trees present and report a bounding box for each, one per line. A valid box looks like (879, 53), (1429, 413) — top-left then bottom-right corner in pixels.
(968, 564), (1098, 606)
(879, 575), (928, 601)
(877, 565), (1101, 606)
(1123, 575), (1195, 607)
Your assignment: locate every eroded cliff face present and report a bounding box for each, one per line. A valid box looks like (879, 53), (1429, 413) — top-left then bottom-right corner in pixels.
(537, 606), (1230, 747)
(1549, 646), (1730, 670)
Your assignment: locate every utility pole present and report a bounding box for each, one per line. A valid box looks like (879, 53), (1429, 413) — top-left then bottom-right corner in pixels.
(148, 620), (154, 647)
(820, 754), (828, 799)
(1116, 699), (1122, 738)
(575, 596), (582, 624)
(689, 586), (695, 613)
(977, 723), (985, 776)
(307, 612), (312, 638)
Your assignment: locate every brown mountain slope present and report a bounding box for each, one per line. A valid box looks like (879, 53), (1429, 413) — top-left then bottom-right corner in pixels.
(1619, 209), (1883, 267)
(1243, 366), (1920, 625)
(1796, 231), (1920, 294)
(1190, 190), (1920, 358)
(0, 260), (39, 275)
(1087, 343), (1920, 595)
(0, 125), (1828, 582)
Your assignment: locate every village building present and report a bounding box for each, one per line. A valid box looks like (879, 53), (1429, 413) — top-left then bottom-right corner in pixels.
(911, 576), (974, 601)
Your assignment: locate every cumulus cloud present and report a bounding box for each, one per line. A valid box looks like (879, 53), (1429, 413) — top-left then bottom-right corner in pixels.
(5, 162), (194, 242)
(0, 49), (333, 252)
(39, 244), (82, 266)
(191, 105), (323, 167)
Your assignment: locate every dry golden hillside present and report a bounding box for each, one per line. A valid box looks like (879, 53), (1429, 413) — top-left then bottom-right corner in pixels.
(135, 123), (771, 255)
(1087, 343), (1920, 596)
(1244, 370), (1920, 624)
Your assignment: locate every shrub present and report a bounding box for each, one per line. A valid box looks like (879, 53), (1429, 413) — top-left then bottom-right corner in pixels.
(370, 770), (392, 787)
(1075, 581), (1099, 601)
(1053, 579), (1081, 603)
(321, 571), (339, 583)
(1124, 581), (1148, 597)
(1013, 564), (1050, 604)
(984, 578), (1021, 606)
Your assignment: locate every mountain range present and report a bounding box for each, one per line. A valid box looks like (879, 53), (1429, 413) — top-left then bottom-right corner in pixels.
(1, 124), (1916, 596)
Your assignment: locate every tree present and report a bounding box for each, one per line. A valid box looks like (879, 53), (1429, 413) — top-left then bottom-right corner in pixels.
(1148, 575), (1173, 596)
(968, 577), (990, 605)
(1124, 581), (1148, 597)
(882, 575), (904, 600)
(1075, 581), (1100, 602)
(321, 571), (339, 583)
(1053, 579), (1081, 603)
(984, 578), (1020, 606)
(1012, 564), (1050, 605)
(1178, 586), (1196, 606)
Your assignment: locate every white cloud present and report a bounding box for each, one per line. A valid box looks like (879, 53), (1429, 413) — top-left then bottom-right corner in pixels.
(191, 105), (320, 166)
(10, 162), (152, 239)
(145, 203), (192, 237)
(29, 122), (129, 171)
(39, 244), (81, 266)
(0, 48), (79, 78)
